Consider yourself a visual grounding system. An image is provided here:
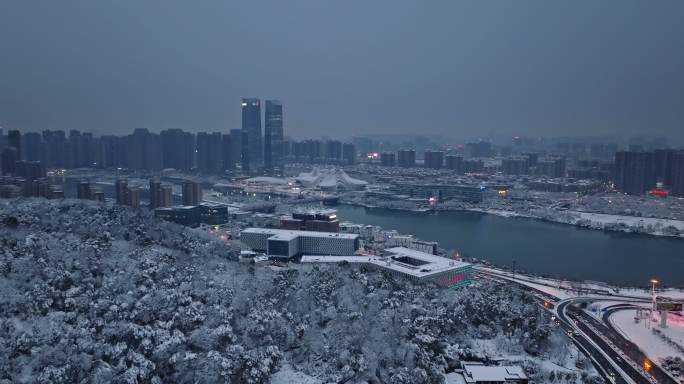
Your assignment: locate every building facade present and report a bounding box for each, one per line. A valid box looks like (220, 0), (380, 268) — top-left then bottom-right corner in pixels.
(240, 228), (359, 260)
(264, 100), (284, 173)
(241, 98), (262, 172)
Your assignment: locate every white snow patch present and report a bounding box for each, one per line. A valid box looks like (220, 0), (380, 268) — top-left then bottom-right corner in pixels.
(271, 363), (322, 384)
(610, 308), (684, 363)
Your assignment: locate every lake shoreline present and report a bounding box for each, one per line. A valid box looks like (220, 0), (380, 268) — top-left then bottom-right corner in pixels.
(339, 201), (684, 240)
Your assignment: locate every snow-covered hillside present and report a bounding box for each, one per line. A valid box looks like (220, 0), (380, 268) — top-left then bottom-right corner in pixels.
(0, 199), (602, 383)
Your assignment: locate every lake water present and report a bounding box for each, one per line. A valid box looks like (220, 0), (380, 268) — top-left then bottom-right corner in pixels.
(335, 205), (684, 287)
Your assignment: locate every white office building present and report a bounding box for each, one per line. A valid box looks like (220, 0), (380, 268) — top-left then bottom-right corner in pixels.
(240, 228), (359, 259)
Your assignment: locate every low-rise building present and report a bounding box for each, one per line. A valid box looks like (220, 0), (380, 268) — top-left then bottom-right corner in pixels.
(240, 228), (359, 260)
(198, 202), (229, 224)
(302, 247), (472, 288)
(281, 209), (340, 232)
(445, 362), (528, 384)
(155, 205), (200, 227)
(392, 183), (484, 203)
(386, 234), (438, 254)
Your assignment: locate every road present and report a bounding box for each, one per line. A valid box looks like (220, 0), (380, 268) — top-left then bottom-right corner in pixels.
(476, 268), (674, 384)
(600, 304), (680, 384)
(558, 300), (667, 384)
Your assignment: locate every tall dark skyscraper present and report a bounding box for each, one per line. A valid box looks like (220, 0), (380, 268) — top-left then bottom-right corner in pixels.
(241, 98), (262, 172)
(264, 100), (284, 173)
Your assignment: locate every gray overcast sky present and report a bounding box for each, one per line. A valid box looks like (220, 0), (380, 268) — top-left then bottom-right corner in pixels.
(1, 0), (683, 142)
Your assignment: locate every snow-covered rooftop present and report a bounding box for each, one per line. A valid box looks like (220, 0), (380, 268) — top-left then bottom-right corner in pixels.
(461, 362), (528, 382)
(241, 227), (359, 240)
(301, 247), (471, 280)
(245, 176), (289, 185)
(295, 167), (368, 191)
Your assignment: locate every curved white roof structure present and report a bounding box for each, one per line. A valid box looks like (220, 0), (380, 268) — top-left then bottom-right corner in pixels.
(295, 167), (367, 191)
(244, 176), (289, 185)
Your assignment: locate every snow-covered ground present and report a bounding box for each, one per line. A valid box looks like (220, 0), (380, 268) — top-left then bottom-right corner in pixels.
(465, 208), (534, 219)
(610, 309), (684, 363)
(271, 363), (322, 384)
(570, 211), (684, 237)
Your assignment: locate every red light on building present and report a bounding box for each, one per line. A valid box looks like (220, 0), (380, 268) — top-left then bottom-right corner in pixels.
(435, 272), (466, 287)
(649, 189), (669, 196)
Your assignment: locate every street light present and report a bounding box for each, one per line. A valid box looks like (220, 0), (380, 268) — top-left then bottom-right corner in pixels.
(643, 358), (652, 372)
(649, 279), (659, 328)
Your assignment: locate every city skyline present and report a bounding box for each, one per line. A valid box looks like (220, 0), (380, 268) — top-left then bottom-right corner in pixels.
(3, 3), (684, 383)
(2, 1), (684, 143)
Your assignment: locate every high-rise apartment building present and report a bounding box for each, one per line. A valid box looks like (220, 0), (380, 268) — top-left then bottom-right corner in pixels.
(1, 147), (18, 175)
(127, 188), (141, 208)
(159, 186), (173, 208)
(342, 143), (356, 165)
(397, 150), (416, 168)
(614, 151), (656, 195)
(149, 179), (162, 209)
(380, 152), (396, 167)
(424, 151), (444, 169)
(115, 178), (128, 205)
(42, 130), (68, 168)
(466, 141), (492, 158)
(221, 134), (233, 171)
(445, 155), (463, 173)
(23, 132), (42, 162)
(182, 180), (202, 206)
(501, 157), (530, 175)
(326, 140), (342, 163)
(228, 129), (242, 170)
(671, 152), (684, 197)
(196, 132), (223, 174)
(537, 156), (567, 178)
(7, 130), (21, 160)
(77, 181), (92, 200)
(161, 129), (195, 171)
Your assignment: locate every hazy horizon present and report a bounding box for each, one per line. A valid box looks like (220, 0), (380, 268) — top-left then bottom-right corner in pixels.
(2, 1), (683, 143)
